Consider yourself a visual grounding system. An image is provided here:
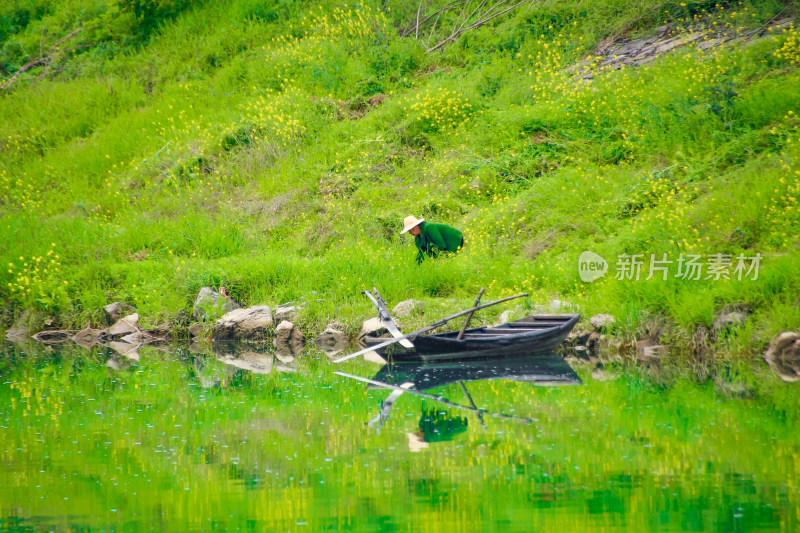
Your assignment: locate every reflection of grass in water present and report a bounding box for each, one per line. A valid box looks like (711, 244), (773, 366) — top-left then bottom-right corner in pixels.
(418, 408), (468, 443)
(1, 343), (800, 531)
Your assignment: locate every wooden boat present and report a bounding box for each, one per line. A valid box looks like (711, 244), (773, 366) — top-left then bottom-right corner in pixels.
(363, 314), (581, 362)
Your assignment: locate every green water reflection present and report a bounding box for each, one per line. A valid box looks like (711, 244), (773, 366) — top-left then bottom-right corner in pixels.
(0, 342), (798, 532)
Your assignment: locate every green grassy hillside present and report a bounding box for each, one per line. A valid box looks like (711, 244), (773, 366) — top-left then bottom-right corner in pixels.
(1, 0), (799, 358)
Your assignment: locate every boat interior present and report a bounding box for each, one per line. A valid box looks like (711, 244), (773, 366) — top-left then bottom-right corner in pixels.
(434, 314), (580, 340)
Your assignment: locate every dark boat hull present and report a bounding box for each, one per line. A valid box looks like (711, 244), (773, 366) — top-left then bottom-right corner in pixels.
(365, 314), (581, 362)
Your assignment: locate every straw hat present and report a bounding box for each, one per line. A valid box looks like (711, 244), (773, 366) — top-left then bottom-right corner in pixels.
(400, 215), (424, 234)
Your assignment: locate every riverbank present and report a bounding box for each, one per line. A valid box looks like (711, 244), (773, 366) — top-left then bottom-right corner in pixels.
(5, 286), (800, 384)
(1, 0), (799, 361)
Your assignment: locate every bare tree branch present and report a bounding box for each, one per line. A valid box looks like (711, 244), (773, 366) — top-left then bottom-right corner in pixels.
(427, 10), (443, 47)
(476, 0), (507, 22)
(458, 0), (489, 35)
(39, 26), (47, 58)
(452, 1), (470, 36)
(426, 0), (534, 53)
(1, 26), (94, 92)
(402, 0), (466, 37)
(400, 0), (539, 53)
(415, 1), (423, 39)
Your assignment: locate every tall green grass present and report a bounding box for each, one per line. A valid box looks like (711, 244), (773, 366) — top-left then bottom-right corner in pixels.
(1, 0), (798, 358)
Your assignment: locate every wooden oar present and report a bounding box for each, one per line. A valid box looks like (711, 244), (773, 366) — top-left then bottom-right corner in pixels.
(363, 288), (414, 348)
(456, 288), (485, 340)
(331, 292), (528, 363)
(335, 371), (533, 423)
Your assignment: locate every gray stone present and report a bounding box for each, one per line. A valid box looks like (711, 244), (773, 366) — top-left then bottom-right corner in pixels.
(765, 332), (800, 383)
(72, 328), (102, 347)
(655, 32), (703, 53)
(32, 330), (71, 343)
(273, 320), (293, 343)
(275, 348), (295, 363)
(212, 306), (273, 340)
(273, 320), (306, 348)
(616, 37), (650, 55)
(313, 328), (349, 355)
(275, 363), (298, 374)
(589, 26), (747, 80)
(188, 323), (204, 338)
(274, 304), (302, 322)
(358, 317), (389, 339)
(391, 299), (424, 317)
(217, 351), (273, 374)
(120, 331), (161, 345)
(590, 314), (616, 331)
(105, 313), (139, 338)
(697, 37), (726, 51)
(108, 341), (140, 361)
(567, 329), (592, 347)
(193, 287), (240, 321)
(5, 327), (29, 342)
(104, 302), (137, 323)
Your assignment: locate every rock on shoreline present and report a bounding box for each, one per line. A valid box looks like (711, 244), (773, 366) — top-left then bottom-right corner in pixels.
(212, 306), (273, 340)
(193, 287), (240, 321)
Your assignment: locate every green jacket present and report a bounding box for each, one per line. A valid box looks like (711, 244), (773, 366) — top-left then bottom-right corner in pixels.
(414, 221), (463, 264)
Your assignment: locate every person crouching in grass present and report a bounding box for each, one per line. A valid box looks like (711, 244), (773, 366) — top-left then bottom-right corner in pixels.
(401, 215), (464, 265)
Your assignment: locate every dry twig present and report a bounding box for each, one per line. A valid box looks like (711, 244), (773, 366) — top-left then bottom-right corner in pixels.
(427, 0), (534, 53)
(1, 26), (95, 92)
(400, 0), (539, 53)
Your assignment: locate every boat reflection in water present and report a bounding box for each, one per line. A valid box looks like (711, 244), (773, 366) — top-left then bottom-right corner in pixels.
(371, 352), (582, 389)
(335, 353), (581, 449)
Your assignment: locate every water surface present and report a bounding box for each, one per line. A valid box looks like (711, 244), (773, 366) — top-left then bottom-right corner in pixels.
(1, 342), (797, 532)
